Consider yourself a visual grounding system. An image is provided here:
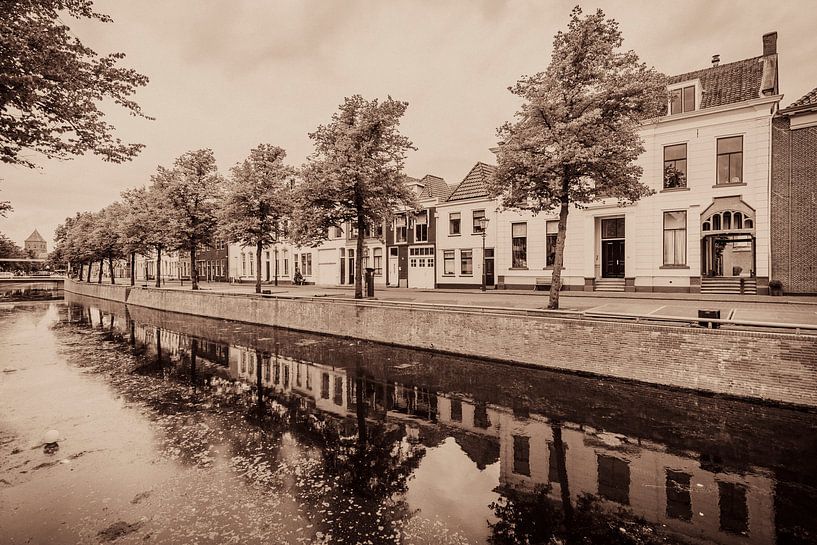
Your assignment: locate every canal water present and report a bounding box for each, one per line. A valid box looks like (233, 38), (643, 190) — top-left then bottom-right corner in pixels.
(0, 280), (63, 302)
(1, 296), (816, 545)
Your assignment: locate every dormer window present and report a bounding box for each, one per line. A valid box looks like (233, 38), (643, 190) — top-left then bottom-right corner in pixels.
(670, 85), (696, 114)
(668, 80), (700, 115)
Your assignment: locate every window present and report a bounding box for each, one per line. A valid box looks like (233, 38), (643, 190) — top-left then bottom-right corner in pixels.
(663, 211), (687, 266)
(373, 248), (383, 276)
(546, 221), (559, 267)
(334, 226), (343, 238)
(415, 211), (428, 242)
(450, 399), (462, 422)
(460, 249), (473, 275)
(321, 373), (330, 399)
(372, 222), (383, 239)
(718, 481), (749, 535)
(472, 210), (486, 234)
(666, 470), (692, 521)
(597, 455), (630, 504)
(301, 253), (312, 276)
(395, 215), (407, 243)
(717, 136), (743, 185)
(274, 362), (280, 384)
(473, 403), (490, 429)
(449, 212), (461, 235)
(443, 250), (455, 275)
(512, 223), (527, 268)
(283, 252), (288, 276)
(670, 85), (695, 114)
(306, 369), (312, 390)
(333, 376), (343, 406)
(513, 435), (531, 476)
(663, 144), (687, 188)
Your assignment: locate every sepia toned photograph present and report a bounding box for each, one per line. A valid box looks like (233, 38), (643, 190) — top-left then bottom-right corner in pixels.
(1, 1), (816, 544)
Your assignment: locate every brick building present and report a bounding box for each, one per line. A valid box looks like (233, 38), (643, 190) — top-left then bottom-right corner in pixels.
(771, 87), (817, 294)
(24, 229), (47, 259)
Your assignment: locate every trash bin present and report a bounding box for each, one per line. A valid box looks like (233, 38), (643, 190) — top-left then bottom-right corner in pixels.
(365, 267), (375, 298)
(698, 309), (720, 329)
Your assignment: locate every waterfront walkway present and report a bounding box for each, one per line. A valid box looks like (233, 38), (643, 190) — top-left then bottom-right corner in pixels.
(127, 279), (817, 328)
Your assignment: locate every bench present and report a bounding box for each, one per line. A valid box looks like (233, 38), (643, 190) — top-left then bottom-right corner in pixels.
(535, 277), (551, 291)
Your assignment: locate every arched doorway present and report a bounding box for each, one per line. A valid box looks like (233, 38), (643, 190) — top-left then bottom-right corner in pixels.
(700, 198), (756, 278)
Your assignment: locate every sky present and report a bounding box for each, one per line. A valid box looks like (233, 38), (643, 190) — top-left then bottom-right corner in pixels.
(2, 0), (816, 247)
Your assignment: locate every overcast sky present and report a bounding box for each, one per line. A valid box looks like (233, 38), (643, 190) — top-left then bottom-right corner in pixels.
(2, 0), (816, 247)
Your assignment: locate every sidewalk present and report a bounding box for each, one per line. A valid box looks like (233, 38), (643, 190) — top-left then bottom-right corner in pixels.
(140, 279), (817, 329)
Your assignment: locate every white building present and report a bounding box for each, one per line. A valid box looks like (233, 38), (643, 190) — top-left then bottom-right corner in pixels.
(435, 33), (780, 295)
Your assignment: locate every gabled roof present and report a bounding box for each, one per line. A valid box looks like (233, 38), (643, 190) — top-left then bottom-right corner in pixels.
(417, 174), (452, 201)
(782, 86), (817, 112)
(25, 229), (45, 243)
(447, 162), (497, 202)
(668, 56), (772, 109)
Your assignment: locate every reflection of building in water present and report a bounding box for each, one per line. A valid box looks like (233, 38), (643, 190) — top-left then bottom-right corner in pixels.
(435, 391), (774, 545)
(497, 409), (773, 545)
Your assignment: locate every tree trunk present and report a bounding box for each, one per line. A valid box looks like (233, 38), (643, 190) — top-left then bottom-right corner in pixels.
(355, 360), (368, 447)
(552, 423), (574, 528)
(78, 263), (84, 281)
(548, 192), (570, 310)
(155, 246), (162, 288)
(86, 261), (92, 282)
(129, 252), (135, 287)
(108, 256), (115, 284)
(355, 213), (365, 299)
(191, 244), (198, 290)
(256, 241), (262, 294)
(97, 259), (103, 283)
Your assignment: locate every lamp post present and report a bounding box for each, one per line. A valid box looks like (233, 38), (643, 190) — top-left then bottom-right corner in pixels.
(478, 216), (489, 291)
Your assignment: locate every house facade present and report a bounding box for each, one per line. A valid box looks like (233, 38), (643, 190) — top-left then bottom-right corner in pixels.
(435, 163), (500, 289)
(24, 229), (48, 259)
(386, 175), (451, 288)
(771, 86), (817, 294)
(228, 242), (293, 284)
(197, 239), (228, 282)
(437, 33), (781, 295)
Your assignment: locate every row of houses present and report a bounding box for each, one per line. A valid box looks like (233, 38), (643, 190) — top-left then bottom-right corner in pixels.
(127, 32), (815, 295)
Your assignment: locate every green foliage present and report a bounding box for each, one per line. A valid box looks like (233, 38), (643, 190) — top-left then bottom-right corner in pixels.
(0, 0), (151, 167)
(121, 185), (174, 256)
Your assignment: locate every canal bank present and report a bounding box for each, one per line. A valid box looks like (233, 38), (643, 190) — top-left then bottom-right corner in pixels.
(64, 279), (817, 408)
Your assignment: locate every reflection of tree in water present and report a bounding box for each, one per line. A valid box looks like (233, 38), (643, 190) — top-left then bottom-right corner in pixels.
(259, 363), (427, 543)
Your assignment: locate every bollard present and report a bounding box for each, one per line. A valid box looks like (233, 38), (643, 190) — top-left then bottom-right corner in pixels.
(698, 309), (721, 329)
(365, 267), (375, 298)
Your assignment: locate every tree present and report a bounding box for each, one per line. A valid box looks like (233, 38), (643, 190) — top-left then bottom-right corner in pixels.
(121, 185), (173, 287)
(298, 95), (416, 298)
(89, 203), (125, 283)
(219, 144), (295, 294)
(0, 0), (151, 168)
(159, 149), (222, 290)
(488, 7), (667, 309)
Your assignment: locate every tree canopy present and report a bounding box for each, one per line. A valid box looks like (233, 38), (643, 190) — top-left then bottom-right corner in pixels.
(158, 149), (223, 290)
(0, 0), (151, 167)
(219, 143), (295, 293)
(298, 95), (416, 298)
(489, 7), (667, 309)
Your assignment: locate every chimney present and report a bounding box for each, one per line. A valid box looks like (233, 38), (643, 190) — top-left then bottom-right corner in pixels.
(712, 54), (720, 67)
(763, 32), (777, 56)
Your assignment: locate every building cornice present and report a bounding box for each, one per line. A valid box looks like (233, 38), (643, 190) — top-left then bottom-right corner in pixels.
(643, 94), (783, 128)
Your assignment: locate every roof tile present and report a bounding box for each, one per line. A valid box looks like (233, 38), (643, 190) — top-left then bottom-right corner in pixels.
(447, 162), (497, 202)
(669, 57), (765, 109)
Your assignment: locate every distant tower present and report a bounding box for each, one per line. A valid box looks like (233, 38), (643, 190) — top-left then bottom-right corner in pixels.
(24, 229), (48, 259)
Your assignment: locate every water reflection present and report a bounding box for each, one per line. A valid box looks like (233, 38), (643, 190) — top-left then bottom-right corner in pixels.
(0, 280), (63, 301)
(62, 296), (817, 545)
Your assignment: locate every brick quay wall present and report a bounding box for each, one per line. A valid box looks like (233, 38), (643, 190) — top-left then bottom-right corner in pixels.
(65, 279), (817, 408)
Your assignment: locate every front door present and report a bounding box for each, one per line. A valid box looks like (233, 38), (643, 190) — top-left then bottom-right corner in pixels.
(388, 247), (399, 286)
(602, 240), (625, 278)
(484, 248), (495, 287)
(348, 249), (355, 285)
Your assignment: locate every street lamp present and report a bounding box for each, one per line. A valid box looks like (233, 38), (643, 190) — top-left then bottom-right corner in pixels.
(478, 216), (489, 291)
